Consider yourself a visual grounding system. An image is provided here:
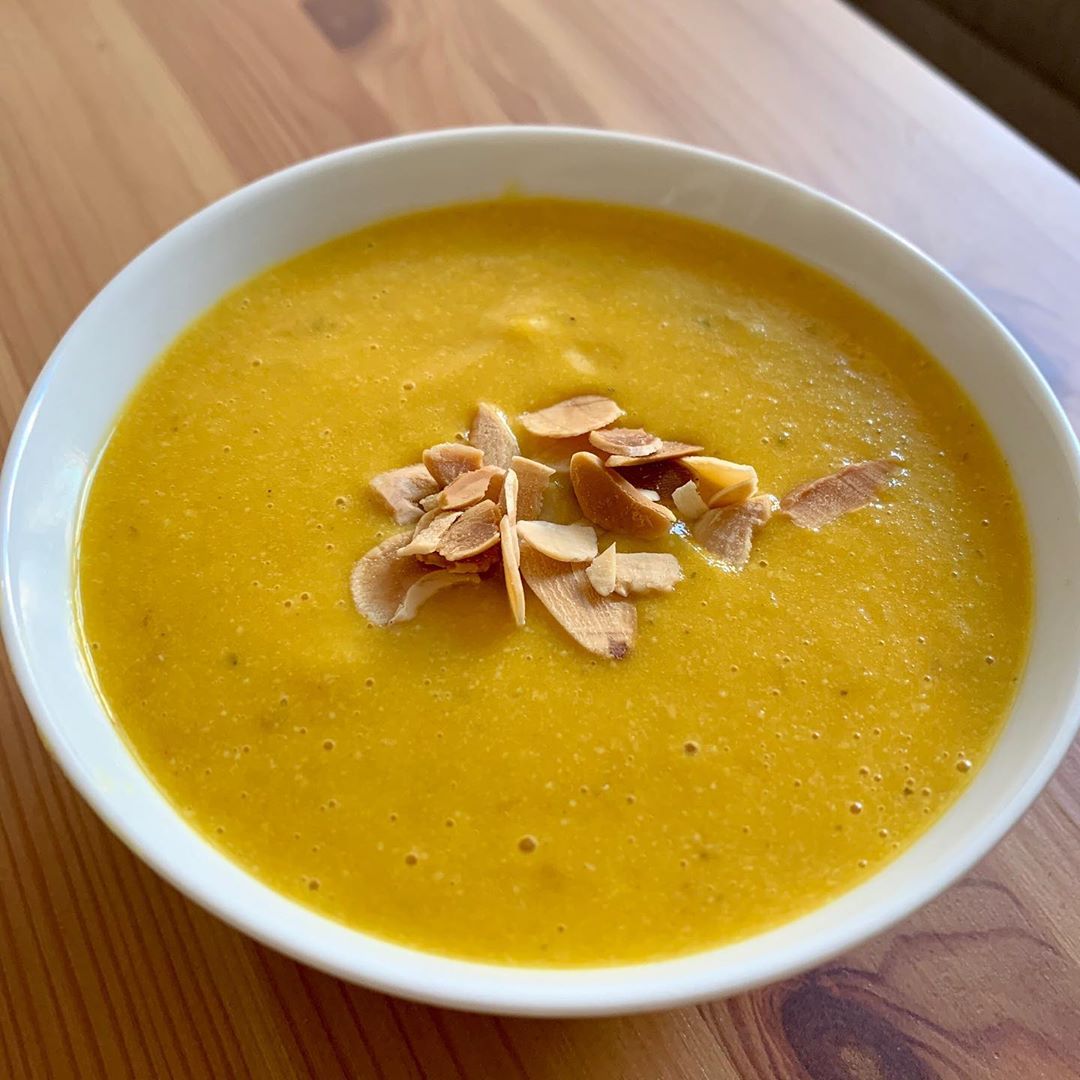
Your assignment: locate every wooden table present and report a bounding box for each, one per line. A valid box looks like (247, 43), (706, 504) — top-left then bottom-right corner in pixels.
(2, 1), (1079, 1076)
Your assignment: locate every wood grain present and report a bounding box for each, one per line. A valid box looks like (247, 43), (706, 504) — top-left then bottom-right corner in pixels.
(2, 0), (1079, 1076)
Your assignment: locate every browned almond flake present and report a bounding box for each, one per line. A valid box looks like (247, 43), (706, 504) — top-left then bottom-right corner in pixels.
(500, 467), (520, 525)
(612, 552), (684, 597)
(423, 443), (484, 487)
(510, 455), (556, 521)
(616, 459), (693, 501)
(585, 542), (617, 597)
(570, 452), (676, 539)
(518, 544), (636, 659)
(438, 465), (506, 510)
(487, 470), (507, 505)
(500, 515), (526, 626)
(693, 494), (777, 570)
(369, 464), (439, 525)
(397, 510), (462, 557)
(588, 426), (663, 457)
(605, 441), (703, 468)
(519, 395), (625, 438)
(781, 459), (898, 529)
(469, 402), (519, 471)
(350, 533), (430, 626)
(419, 548), (501, 575)
(391, 570), (481, 624)
(412, 507), (440, 532)
(706, 476), (758, 509)
(516, 520), (598, 563)
(672, 479), (709, 521)
(438, 499), (503, 561)
(681, 456), (758, 505)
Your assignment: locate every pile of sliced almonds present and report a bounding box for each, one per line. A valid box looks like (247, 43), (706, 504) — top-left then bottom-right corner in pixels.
(353, 394), (900, 659)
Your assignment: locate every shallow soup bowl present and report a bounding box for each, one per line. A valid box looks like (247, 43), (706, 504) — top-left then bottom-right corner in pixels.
(3, 127), (1080, 1016)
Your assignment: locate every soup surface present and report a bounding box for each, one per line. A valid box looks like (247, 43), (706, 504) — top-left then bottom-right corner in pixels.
(79, 198), (1030, 965)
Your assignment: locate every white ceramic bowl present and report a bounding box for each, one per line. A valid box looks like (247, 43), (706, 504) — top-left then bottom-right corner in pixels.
(3, 127), (1079, 1017)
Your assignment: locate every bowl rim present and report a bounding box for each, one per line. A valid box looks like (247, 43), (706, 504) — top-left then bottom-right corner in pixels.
(3, 125), (1080, 1016)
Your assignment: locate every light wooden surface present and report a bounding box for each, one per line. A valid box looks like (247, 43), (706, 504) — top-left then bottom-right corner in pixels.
(2, 1), (1080, 1076)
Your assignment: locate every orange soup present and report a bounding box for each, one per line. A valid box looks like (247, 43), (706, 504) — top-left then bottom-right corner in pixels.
(78, 199), (1030, 964)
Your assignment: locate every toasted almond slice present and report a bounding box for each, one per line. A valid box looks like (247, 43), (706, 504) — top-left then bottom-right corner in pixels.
(612, 552), (684, 596)
(707, 476), (758, 508)
(588, 426), (663, 457)
(500, 467), (520, 526)
(519, 395), (625, 438)
(438, 465), (506, 510)
(518, 544), (636, 659)
(516, 520), (598, 563)
(500, 515), (526, 626)
(418, 547), (501, 575)
(570, 452), (676, 539)
(615, 459), (693, 501)
(469, 402), (520, 471)
(672, 479), (710, 521)
(637, 489), (661, 502)
(682, 457), (759, 505)
(510, 456), (556, 521)
(585, 542), (617, 597)
(418, 492), (442, 512)
(350, 533), (431, 626)
(370, 465), (439, 525)
(398, 510), (462, 557)
(781, 459), (898, 529)
(486, 469), (507, 508)
(693, 494), (777, 570)
(438, 499), (503, 561)
(423, 443), (485, 487)
(605, 441), (703, 468)
(411, 507), (440, 532)
(390, 570), (481, 624)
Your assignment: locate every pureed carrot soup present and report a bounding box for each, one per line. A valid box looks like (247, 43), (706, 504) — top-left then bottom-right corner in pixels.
(78, 199), (1030, 965)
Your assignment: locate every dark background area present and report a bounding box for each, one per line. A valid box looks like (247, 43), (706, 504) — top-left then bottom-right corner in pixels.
(850, 0), (1080, 175)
